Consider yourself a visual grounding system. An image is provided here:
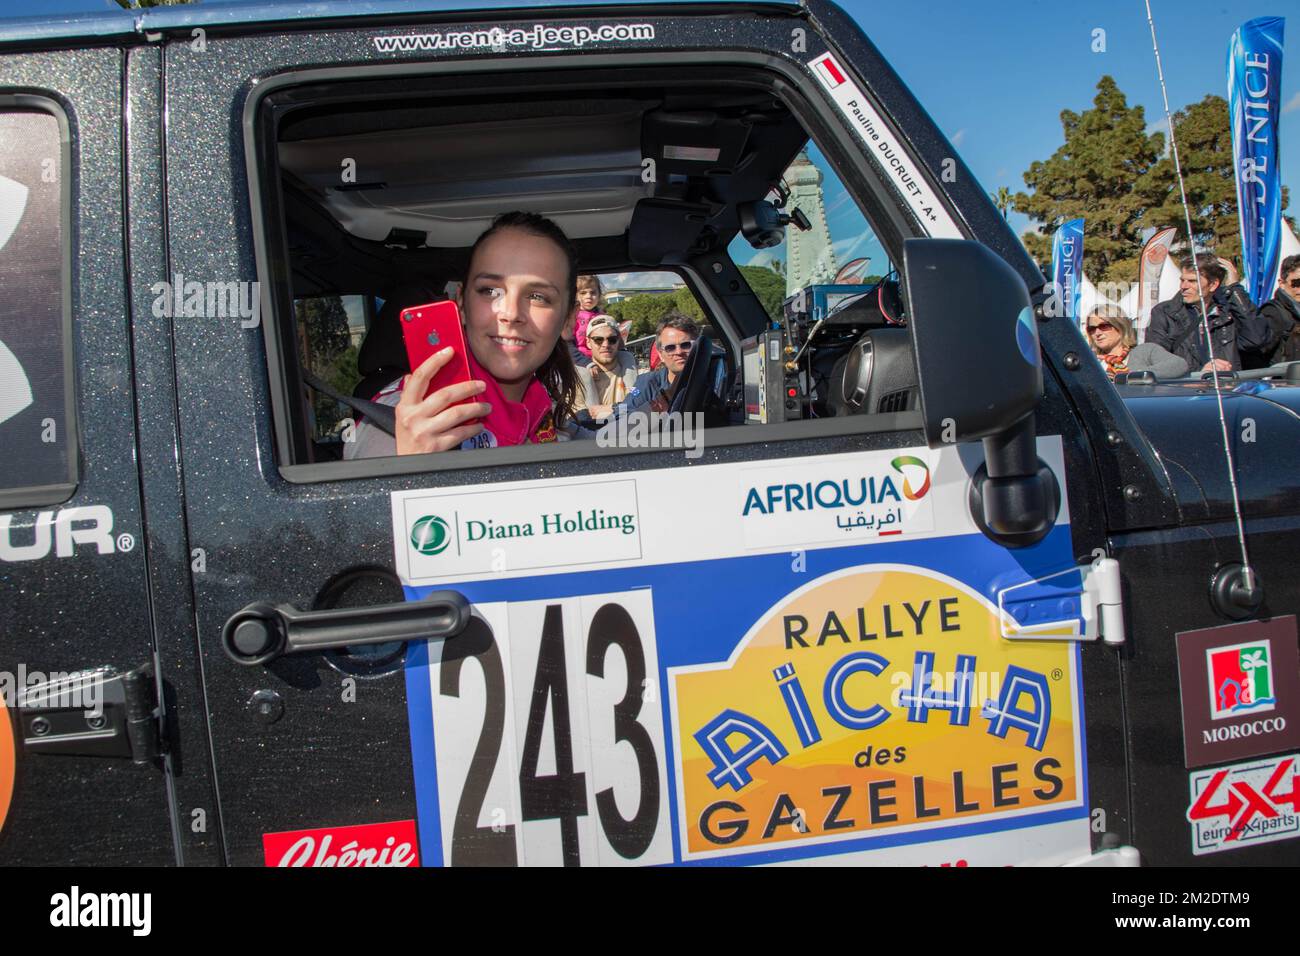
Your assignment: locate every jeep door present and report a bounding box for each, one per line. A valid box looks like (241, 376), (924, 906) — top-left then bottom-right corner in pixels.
(0, 38), (179, 864)
(164, 1), (1127, 866)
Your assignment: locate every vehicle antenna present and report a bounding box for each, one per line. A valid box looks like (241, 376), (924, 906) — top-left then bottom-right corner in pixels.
(1143, 0), (1254, 591)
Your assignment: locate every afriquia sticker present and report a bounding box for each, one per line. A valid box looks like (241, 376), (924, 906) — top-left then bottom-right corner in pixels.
(395, 440), (1090, 865)
(1175, 616), (1300, 768)
(1187, 754), (1300, 855)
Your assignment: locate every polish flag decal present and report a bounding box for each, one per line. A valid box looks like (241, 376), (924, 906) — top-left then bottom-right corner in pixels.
(814, 55), (847, 88)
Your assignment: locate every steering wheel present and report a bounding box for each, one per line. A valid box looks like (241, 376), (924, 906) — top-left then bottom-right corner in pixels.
(667, 331), (718, 415)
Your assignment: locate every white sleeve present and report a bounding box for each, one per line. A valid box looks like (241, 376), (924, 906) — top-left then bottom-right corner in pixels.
(342, 382), (402, 460)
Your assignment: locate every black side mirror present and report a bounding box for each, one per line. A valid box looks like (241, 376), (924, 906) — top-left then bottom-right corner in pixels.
(902, 239), (1057, 546)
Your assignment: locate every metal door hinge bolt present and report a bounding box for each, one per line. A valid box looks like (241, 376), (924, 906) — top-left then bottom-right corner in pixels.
(249, 689), (284, 725)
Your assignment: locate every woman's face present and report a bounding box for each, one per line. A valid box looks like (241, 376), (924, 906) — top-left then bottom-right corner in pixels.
(458, 227), (571, 398)
(576, 286), (601, 312)
(1087, 314), (1122, 354)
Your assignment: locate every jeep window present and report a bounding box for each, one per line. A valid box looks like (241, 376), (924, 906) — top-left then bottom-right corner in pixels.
(728, 143), (896, 319)
(0, 103), (75, 507)
(250, 64), (917, 472)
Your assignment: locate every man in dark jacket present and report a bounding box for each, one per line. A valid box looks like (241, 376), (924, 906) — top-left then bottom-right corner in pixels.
(611, 312), (700, 416)
(1256, 254), (1300, 367)
(1146, 254), (1272, 373)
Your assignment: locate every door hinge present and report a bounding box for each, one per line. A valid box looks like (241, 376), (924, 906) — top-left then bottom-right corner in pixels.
(19, 663), (162, 765)
(995, 558), (1126, 646)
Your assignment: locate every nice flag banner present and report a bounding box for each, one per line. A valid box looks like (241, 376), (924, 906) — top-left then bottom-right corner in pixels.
(1051, 218), (1084, 325)
(1228, 17), (1284, 306)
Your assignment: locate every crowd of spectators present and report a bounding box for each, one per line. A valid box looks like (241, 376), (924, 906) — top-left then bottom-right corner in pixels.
(1088, 252), (1300, 381)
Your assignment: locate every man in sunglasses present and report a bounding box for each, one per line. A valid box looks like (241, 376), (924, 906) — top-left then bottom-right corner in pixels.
(609, 312), (700, 417)
(1146, 253), (1271, 373)
(576, 315), (639, 420)
(1256, 254), (1300, 367)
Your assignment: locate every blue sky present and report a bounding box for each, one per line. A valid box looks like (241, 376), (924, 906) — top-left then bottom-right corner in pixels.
(5, 0), (1295, 278)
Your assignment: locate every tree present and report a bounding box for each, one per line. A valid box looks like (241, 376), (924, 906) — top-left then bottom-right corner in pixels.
(739, 264), (786, 322)
(294, 295), (356, 436)
(991, 187), (1013, 220)
(605, 292), (677, 338)
(1136, 95), (1290, 265)
(1014, 76), (1164, 284)
(295, 295), (351, 367)
(672, 287), (705, 324)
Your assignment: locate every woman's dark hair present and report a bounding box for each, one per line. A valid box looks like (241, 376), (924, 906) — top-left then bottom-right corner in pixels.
(464, 211), (580, 427)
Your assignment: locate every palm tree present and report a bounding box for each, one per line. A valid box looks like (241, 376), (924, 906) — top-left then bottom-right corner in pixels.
(992, 187), (1013, 220)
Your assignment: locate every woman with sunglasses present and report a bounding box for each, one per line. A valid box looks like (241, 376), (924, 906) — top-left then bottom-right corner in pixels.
(1257, 254), (1300, 367)
(1086, 305), (1187, 382)
(575, 315), (639, 420)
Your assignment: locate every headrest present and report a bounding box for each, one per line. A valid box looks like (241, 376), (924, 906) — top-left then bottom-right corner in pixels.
(357, 281), (443, 378)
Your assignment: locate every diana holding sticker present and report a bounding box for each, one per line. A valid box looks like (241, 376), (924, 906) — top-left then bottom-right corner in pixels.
(347, 211), (584, 458)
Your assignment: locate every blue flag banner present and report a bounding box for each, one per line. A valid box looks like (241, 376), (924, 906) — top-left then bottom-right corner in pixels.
(1051, 218), (1084, 324)
(1228, 16), (1285, 306)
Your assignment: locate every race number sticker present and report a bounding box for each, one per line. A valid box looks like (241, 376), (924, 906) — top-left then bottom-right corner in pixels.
(398, 439), (1090, 865)
(413, 589), (672, 867)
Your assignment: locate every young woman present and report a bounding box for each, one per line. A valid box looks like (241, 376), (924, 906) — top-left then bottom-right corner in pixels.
(1086, 305), (1188, 382)
(346, 211), (582, 458)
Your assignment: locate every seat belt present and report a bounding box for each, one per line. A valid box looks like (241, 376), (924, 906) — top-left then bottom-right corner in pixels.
(300, 367), (396, 437)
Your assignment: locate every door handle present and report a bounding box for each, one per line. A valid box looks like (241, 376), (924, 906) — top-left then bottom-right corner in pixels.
(221, 591), (470, 666)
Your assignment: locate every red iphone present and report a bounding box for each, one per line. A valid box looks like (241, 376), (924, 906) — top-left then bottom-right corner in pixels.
(399, 300), (475, 403)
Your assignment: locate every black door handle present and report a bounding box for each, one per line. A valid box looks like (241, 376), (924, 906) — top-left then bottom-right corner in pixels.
(221, 591), (470, 666)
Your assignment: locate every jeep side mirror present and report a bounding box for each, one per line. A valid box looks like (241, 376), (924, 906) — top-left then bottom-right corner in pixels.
(902, 238), (1057, 546)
